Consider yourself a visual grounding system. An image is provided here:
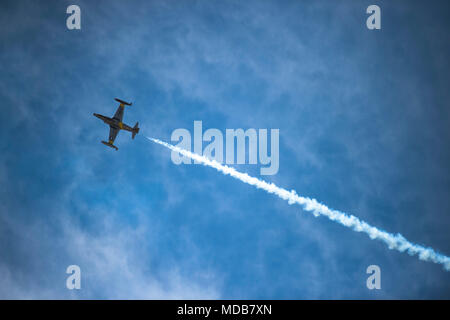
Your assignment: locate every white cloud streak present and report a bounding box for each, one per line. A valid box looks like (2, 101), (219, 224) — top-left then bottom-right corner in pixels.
(147, 136), (450, 271)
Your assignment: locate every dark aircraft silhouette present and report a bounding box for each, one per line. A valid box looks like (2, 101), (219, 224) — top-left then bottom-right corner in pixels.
(93, 98), (139, 150)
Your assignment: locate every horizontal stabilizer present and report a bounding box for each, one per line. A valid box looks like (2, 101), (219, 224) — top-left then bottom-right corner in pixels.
(132, 122), (140, 139)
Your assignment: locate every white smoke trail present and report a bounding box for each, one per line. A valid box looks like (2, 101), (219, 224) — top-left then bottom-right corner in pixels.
(147, 136), (450, 271)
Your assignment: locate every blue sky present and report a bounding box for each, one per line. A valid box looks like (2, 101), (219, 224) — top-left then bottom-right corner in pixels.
(1, 0), (450, 299)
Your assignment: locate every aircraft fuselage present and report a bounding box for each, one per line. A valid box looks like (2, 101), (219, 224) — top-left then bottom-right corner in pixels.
(93, 113), (134, 132)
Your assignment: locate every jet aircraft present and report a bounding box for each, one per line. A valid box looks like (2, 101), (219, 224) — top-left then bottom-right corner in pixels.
(93, 98), (139, 150)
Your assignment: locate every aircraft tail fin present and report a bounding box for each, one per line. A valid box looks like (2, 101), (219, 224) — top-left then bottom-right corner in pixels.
(132, 122), (139, 139)
(114, 98), (132, 106)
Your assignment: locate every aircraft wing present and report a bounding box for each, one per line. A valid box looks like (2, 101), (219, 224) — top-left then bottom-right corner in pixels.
(109, 126), (119, 143)
(112, 104), (124, 122)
